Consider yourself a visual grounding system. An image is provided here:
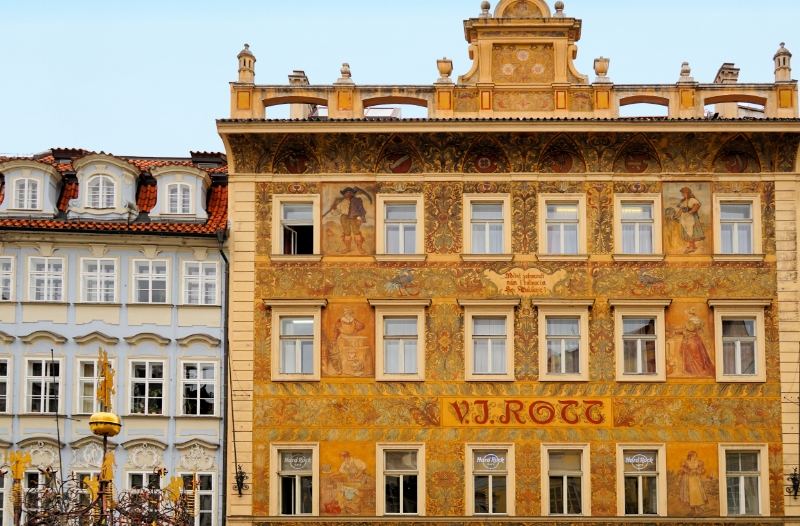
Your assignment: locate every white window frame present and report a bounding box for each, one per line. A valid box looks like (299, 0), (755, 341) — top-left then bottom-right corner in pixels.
(465, 443), (515, 517)
(370, 299), (430, 382)
(0, 357), (11, 414)
(76, 357), (115, 414)
(538, 194), (588, 259)
(178, 472), (216, 526)
(462, 194), (512, 260)
(27, 255), (65, 302)
(376, 443), (426, 517)
(131, 258), (170, 304)
(709, 300), (770, 383)
(541, 443), (591, 517)
(79, 256), (118, 303)
(718, 443), (770, 517)
(127, 471), (162, 491)
(179, 361), (218, 416)
(268, 301), (326, 382)
(0, 255), (14, 301)
(181, 260), (219, 306)
(0, 471), (9, 525)
(13, 177), (40, 210)
(460, 299), (519, 382)
(611, 300), (670, 382)
(24, 357), (62, 414)
(375, 194), (425, 260)
(271, 195), (321, 258)
(613, 194), (664, 259)
(86, 175), (116, 209)
(713, 194), (763, 259)
(269, 443), (320, 517)
(535, 301), (592, 382)
(166, 182), (193, 215)
(128, 359), (167, 415)
(615, 443), (667, 517)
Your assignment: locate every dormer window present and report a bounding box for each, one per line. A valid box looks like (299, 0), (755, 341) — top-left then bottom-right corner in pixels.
(87, 175), (115, 209)
(14, 178), (39, 210)
(167, 183), (192, 214)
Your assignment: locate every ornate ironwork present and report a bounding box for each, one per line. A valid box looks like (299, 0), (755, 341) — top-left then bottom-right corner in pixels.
(233, 464), (250, 497)
(788, 467), (800, 499)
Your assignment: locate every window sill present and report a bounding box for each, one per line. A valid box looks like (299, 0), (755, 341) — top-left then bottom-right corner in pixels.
(376, 376), (425, 382)
(712, 254), (766, 262)
(465, 375), (515, 382)
(717, 377), (766, 384)
(125, 414), (171, 418)
(270, 254), (324, 262)
(272, 376), (321, 382)
(539, 375), (589, 382)
(374, 254), (428, 262)
(612, 254), (666, 262)
(128, 303), (173, 307)
(177, 304), (222, 309)
(175, 414), (222, 420)
(616, 376), (666, 383)
(460, 254), (514, 262)
(77, 302), (122, 306)
(536, 254), (590, 261)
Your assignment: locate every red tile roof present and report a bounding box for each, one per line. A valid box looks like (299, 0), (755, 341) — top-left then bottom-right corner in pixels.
(57, 182), (79, 212)
(0, 177), (5, 207)
(137, 184), (158, 213)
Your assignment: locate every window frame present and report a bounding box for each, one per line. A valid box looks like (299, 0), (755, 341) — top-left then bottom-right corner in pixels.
(370, 299), (430, 382)
(86, 174), (117, 209)
(462, 194), (513, 260)
(538, 194), (588, 259)
(613, 194), (664, 259)
(709, 300), (769, 383)
(0, 357), (11, 414)
(271, 194), (321, 258)
(27, 255), (66, 302)
(718, 443), (770, 517)
(375, 194), (425, 259)
(24, 357), (63, 414)
(181, 260), (220, 306)
(615, 443), (667, 517)
(12, 177), (40, 210)
(179, 472), (216, 526)
(165, 182), (193, 215)
(713, 194), (763, 259)
(127, 471), (162, 492)
(0, 255), (14, 302)
(460, 299), (519, 382)
(611, 300), (670, 382)
(131, 258), (170, 305)
(179, 360), (218, 417)
(127, 359), (167, 415)
(376, 443), (426, 517)
(78, 256), (118, 304)
(269, 443), (320, 517)
(535, 301), (592, 382)
(75, 357), (115, 414)
(268, 301), (326, 382)
(465, 443), (515, 517)
(541, 443), (591, 517)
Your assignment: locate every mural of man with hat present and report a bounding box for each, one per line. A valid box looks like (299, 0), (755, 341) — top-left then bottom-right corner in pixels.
(331, 187), (368, 254)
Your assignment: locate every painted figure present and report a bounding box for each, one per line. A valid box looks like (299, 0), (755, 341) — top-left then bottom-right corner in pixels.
(679, 308), (716, 377)
(331, 187), (368, 254)
(327, 451), (368, 514)
(673, 187), (705, 254)
(678, 451), (708, 514)
(330, 451), (367, 480)
(324, 307), (373, 377)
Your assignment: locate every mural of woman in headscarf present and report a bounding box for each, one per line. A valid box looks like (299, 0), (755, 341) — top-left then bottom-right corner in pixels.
(678, 450), (708, 515)
(680, 308), (716, 377)
(673, 187), (705, 254)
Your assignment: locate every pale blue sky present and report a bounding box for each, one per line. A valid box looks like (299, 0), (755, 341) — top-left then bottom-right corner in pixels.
(0, 0), (797, 157)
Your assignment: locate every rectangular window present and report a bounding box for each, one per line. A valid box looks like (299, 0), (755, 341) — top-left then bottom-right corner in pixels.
(282, 203), (314, 256)
(130, 361), (164, 415)
(29, 257), (64, 302)
(182, 474), (214, 526)
(623, 450), (658, 515)
(168, 184), (192, 215)
(384, 317), (418, 375)
(546, 203), (580, 255)
(473, 450), (508, 515)
(722, 318), (757, 376)
(720, 203), (754, 255)
(622, 317), (657, 375)
(0, 257), (12, 301)
(133, 260), (168, 304)
(546, 317), (580, 375)
(14, 179), (39, 210)
(81, 258), (116, 303)
(384, 450), (419, 515)
(75, 471), (100, 506)
(620, 203), (654, 254)
(77, 359), (114, 414)
(129, 472), (161, 491)
(278, 450), (314, 516)
(385, 203), (417, 255)
(182, 362), (216, 416)
(726, 451), (761, 515)
(472, 317), (507, 375)
(183, 262), (218, 305)
(548, 450), (583, 515)
(25, 359), (60, 413)
(471, 203), (504, 254)
(0, 359), (8, 413)
(280, 317), (315, 375)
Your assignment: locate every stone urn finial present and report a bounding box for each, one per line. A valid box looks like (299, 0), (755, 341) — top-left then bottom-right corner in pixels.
(554, 1), (565, 17)
(437, 57), (454, 84)
(336, 63), (355, 85)
(678, 61), (695, 83)
(594, 56), (611, 83)
(480, 1), (492, 18)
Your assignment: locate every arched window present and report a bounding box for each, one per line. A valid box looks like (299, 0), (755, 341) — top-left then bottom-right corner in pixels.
(14, 178), (40, 210)
(87, 175), (115, 209)
(167, 183), (192, 214)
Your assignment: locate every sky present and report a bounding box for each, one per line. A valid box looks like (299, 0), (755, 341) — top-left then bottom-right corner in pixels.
(0, 0), (797, 157)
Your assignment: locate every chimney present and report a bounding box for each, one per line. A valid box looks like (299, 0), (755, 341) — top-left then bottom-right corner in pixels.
(775, 42), (792, 82)
(288, 71), (315, 119)
(237, 44), (256, 84)
(714, 63), (740, 84)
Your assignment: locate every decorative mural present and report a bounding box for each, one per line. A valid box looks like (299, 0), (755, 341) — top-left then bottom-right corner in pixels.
(664, 183), (712, 255)
(322, 303), (375, 378)
(667, 444), (720, 517)
(666, 303), (716, 379)
(320, 444), (376, 516)
(322, 183), (376, 255)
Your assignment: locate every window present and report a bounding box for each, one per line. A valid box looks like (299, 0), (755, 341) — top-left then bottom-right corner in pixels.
(724, 451), (763, 516)
(133, 260), (168, 304)
(466, 444), (514, 516)
(613, 195), (663, 258)
(269, 302), (325, 381)
(25, 359), (60, 413)
(77, 359), (114, 413)
(462, 301), (517, 381)
(129, 472), (161, 491)
(713, 195), (762, 258)
(75, 471), (100, 506)
(0, 359), (8, 413)
(462, 195), (512, 259)
(376, 195), (424, 258)
(710, 301), (768, 383)
(183, 262), (218, 305)
(87, 175), (115, 209)
(130, 361), (165, 415)
(371, 300), (428, 382)
(616, 444), (666, 516)
(612, 301), (669, 382)
(29, 257), (64, 302)
(280, 318), (314, 375)
(14, 178), (39, 210)
(0, 257), (12, 301)
(167, 183), (192, 214)
(271, 195), (321, 257)
(384, 318), (418, 374)
(545, 448), (587, 516)
(181, 362), (216, 416)
(539, 195), (587, 257)
(181, 473), (214, 526)
(536, 303), (592, 381)
(383, 450), (419, 515)
(81, 258), (116, 303)
(473, 317), (507, 375)
(278, 450), (314, 516)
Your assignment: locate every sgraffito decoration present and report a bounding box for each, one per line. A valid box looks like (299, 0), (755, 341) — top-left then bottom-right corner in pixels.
(590, 443), (617, 516)
(502, 0), (543, 18)
(514, 300), (537, 380)
(424, 182), (463, 254)
(427, 442), (465, 516)
(769, 443), (785, 516)
(454, 91), (479, 112)
(613, 133), (663, 173)
(425, 302), (465, 381)
(492, 44), (555, 84)
(493, 91), (555, 112)
(272, 134), (319, 174)
(538, 134), (587, 173)
(511, 182), (537, 254)
(588, 301), (615, 382)
(712, 134), (762, 173)
(515, 443), (541, 516)
(375, 135), (423, 174)
(462, 135), (512, 174)
(587, 182), (614, 254)
(569, 91), (594, 112)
